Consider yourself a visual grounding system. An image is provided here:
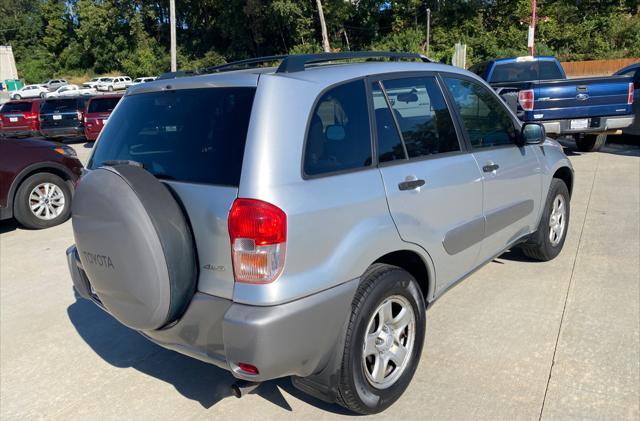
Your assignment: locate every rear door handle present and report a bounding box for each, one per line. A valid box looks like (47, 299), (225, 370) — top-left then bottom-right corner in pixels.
(482, 163), (500, 173)
(398, 179), (426, 191)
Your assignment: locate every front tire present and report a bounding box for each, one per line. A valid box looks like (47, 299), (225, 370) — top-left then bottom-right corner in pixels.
(13, 94), (21, 100)
(575, 134), (607, 152)
(520, 178), (570, 261)
(108, 85), (113, 92)
(13, 172), (72, 229)
(337, 264), (426, 414)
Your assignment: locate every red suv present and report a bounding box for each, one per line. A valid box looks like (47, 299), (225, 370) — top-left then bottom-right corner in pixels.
(84, 94), (122, 141)
(0, 99), (43, 138)
(0, 137), (83, 229)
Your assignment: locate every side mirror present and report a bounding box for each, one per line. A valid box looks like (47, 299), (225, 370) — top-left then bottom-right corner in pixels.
(521, 123), (545, 145)
(325, 125), (346, 141)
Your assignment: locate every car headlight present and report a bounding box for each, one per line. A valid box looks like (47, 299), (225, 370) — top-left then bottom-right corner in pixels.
(54, 146), (77, 157)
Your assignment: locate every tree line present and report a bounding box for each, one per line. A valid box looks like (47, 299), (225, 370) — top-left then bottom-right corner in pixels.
(0, 0), (638, 83)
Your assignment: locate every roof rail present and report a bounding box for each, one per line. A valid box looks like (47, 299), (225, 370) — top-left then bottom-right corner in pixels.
(201, 55), (287, 74)
(276, 51), (432, 73)
(196, 51), (432, 75)
(157, 70), (198, 80)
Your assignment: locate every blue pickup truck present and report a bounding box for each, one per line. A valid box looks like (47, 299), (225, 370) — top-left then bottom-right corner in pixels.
(470, 56), (635, 151)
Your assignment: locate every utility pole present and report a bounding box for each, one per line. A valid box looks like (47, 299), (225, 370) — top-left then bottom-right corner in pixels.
(426, 8), (431, 57)
(170, 0), (177, 71)
(528, 0), (536, 55)
(316, 0), (330, 53)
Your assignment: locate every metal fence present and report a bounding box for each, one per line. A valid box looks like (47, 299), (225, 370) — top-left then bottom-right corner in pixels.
(561, 58), (639, 77)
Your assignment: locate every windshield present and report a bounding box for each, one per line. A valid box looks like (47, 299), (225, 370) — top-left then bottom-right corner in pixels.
(1, 102), (32, 113)
(490, 60), (564, 83)
(89, 87), (256, 186)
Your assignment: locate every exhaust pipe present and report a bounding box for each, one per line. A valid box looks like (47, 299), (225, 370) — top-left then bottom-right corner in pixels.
(231, 380), (261, 398)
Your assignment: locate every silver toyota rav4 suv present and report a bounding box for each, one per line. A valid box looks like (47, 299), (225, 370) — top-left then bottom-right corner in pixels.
(66, 52), (573, 414)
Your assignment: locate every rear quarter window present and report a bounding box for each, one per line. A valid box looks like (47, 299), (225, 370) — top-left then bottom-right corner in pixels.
(89, 87), (256, 186)
(304, 80), (372, 176)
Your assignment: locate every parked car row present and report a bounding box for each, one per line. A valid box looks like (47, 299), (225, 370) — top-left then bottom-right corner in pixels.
(0, 94), (123, 141)
(8, 75), (157, 100)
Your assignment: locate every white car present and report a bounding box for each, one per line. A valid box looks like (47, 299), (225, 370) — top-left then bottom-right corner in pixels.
(9, 85), (49, 100)
(83, 77), (112, 89)
(130, 77), (157, 85)
(96, 76), (131, 92)
(44, 84), (95, 98)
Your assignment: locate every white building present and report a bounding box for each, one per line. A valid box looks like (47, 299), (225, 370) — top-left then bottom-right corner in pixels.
(0, 45), (19, 81)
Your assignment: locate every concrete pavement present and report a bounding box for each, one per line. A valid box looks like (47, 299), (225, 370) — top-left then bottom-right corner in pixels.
(1, 140), (638, 420)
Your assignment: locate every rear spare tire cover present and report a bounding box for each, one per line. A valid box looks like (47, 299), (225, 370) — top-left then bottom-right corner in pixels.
(72, 164), (197, 330)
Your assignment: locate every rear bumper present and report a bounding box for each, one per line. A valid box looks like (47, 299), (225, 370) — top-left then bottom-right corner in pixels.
(40, 126), (84, 139)
(66, 245), (357, 382)
(0, 128), (38, 138)
(540, 115), (635, 135)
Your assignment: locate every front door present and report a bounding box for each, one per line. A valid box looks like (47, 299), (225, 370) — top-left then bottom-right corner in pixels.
(442, 76), (542, 263)
(372, 75), (485, 292)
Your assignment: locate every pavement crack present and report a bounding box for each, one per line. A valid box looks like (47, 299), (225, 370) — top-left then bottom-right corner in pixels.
(538, 156), (600, 421)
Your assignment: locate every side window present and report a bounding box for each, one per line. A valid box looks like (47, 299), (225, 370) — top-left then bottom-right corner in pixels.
(304, 80), (372, 176)
(371, 82), (406, 163)
(381, 76), (460, 158)
(443, 77), (518, 148)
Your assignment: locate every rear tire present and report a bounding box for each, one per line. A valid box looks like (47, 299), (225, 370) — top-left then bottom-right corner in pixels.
(14, 172), (71, 229)
(520, 179), (570, 261)
(337, 264), (426, 414)
(575, 134), (606, 152)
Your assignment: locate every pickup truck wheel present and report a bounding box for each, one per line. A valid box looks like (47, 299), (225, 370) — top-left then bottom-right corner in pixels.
(13, 172), (71, 229)
(520, 179), (570, 261)
(575, 134), (607, 152)
(337, 264), (425, 414)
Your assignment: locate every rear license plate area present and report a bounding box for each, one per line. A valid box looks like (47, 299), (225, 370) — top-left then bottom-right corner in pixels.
(570, 119), (588, 130)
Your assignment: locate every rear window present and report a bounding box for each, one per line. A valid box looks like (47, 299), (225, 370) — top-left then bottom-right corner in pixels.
(1, 102), (32, 113)
(490, 60), (563, 83)
(89, 87), (256, 186)
(41, 99), (81, 113)
(88, 97), (121, 113)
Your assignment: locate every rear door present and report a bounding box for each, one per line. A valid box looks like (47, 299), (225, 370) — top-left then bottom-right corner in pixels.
(0, 101), (32, 130)
(40, 99), (81, 128)
(442, 75), (542, 262)
(372, 74), (485, 291)
(88, 85), (257, 299)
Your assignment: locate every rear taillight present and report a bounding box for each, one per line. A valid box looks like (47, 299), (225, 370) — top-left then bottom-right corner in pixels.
(77, 110), (84, 121)
(628, 82), (634, 105)
(518, 89), (535, 111)
(228, 198), (286, 284)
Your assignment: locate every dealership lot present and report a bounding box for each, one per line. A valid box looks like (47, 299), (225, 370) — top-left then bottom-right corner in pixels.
(1, 140), (638, 420)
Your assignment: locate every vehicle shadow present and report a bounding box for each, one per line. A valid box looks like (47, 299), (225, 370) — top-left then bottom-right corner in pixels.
(558, 135), (640, 157)
(66, 294), (351, 415)
(496, 247), (539, 263)
(0, 218), (19, 234)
